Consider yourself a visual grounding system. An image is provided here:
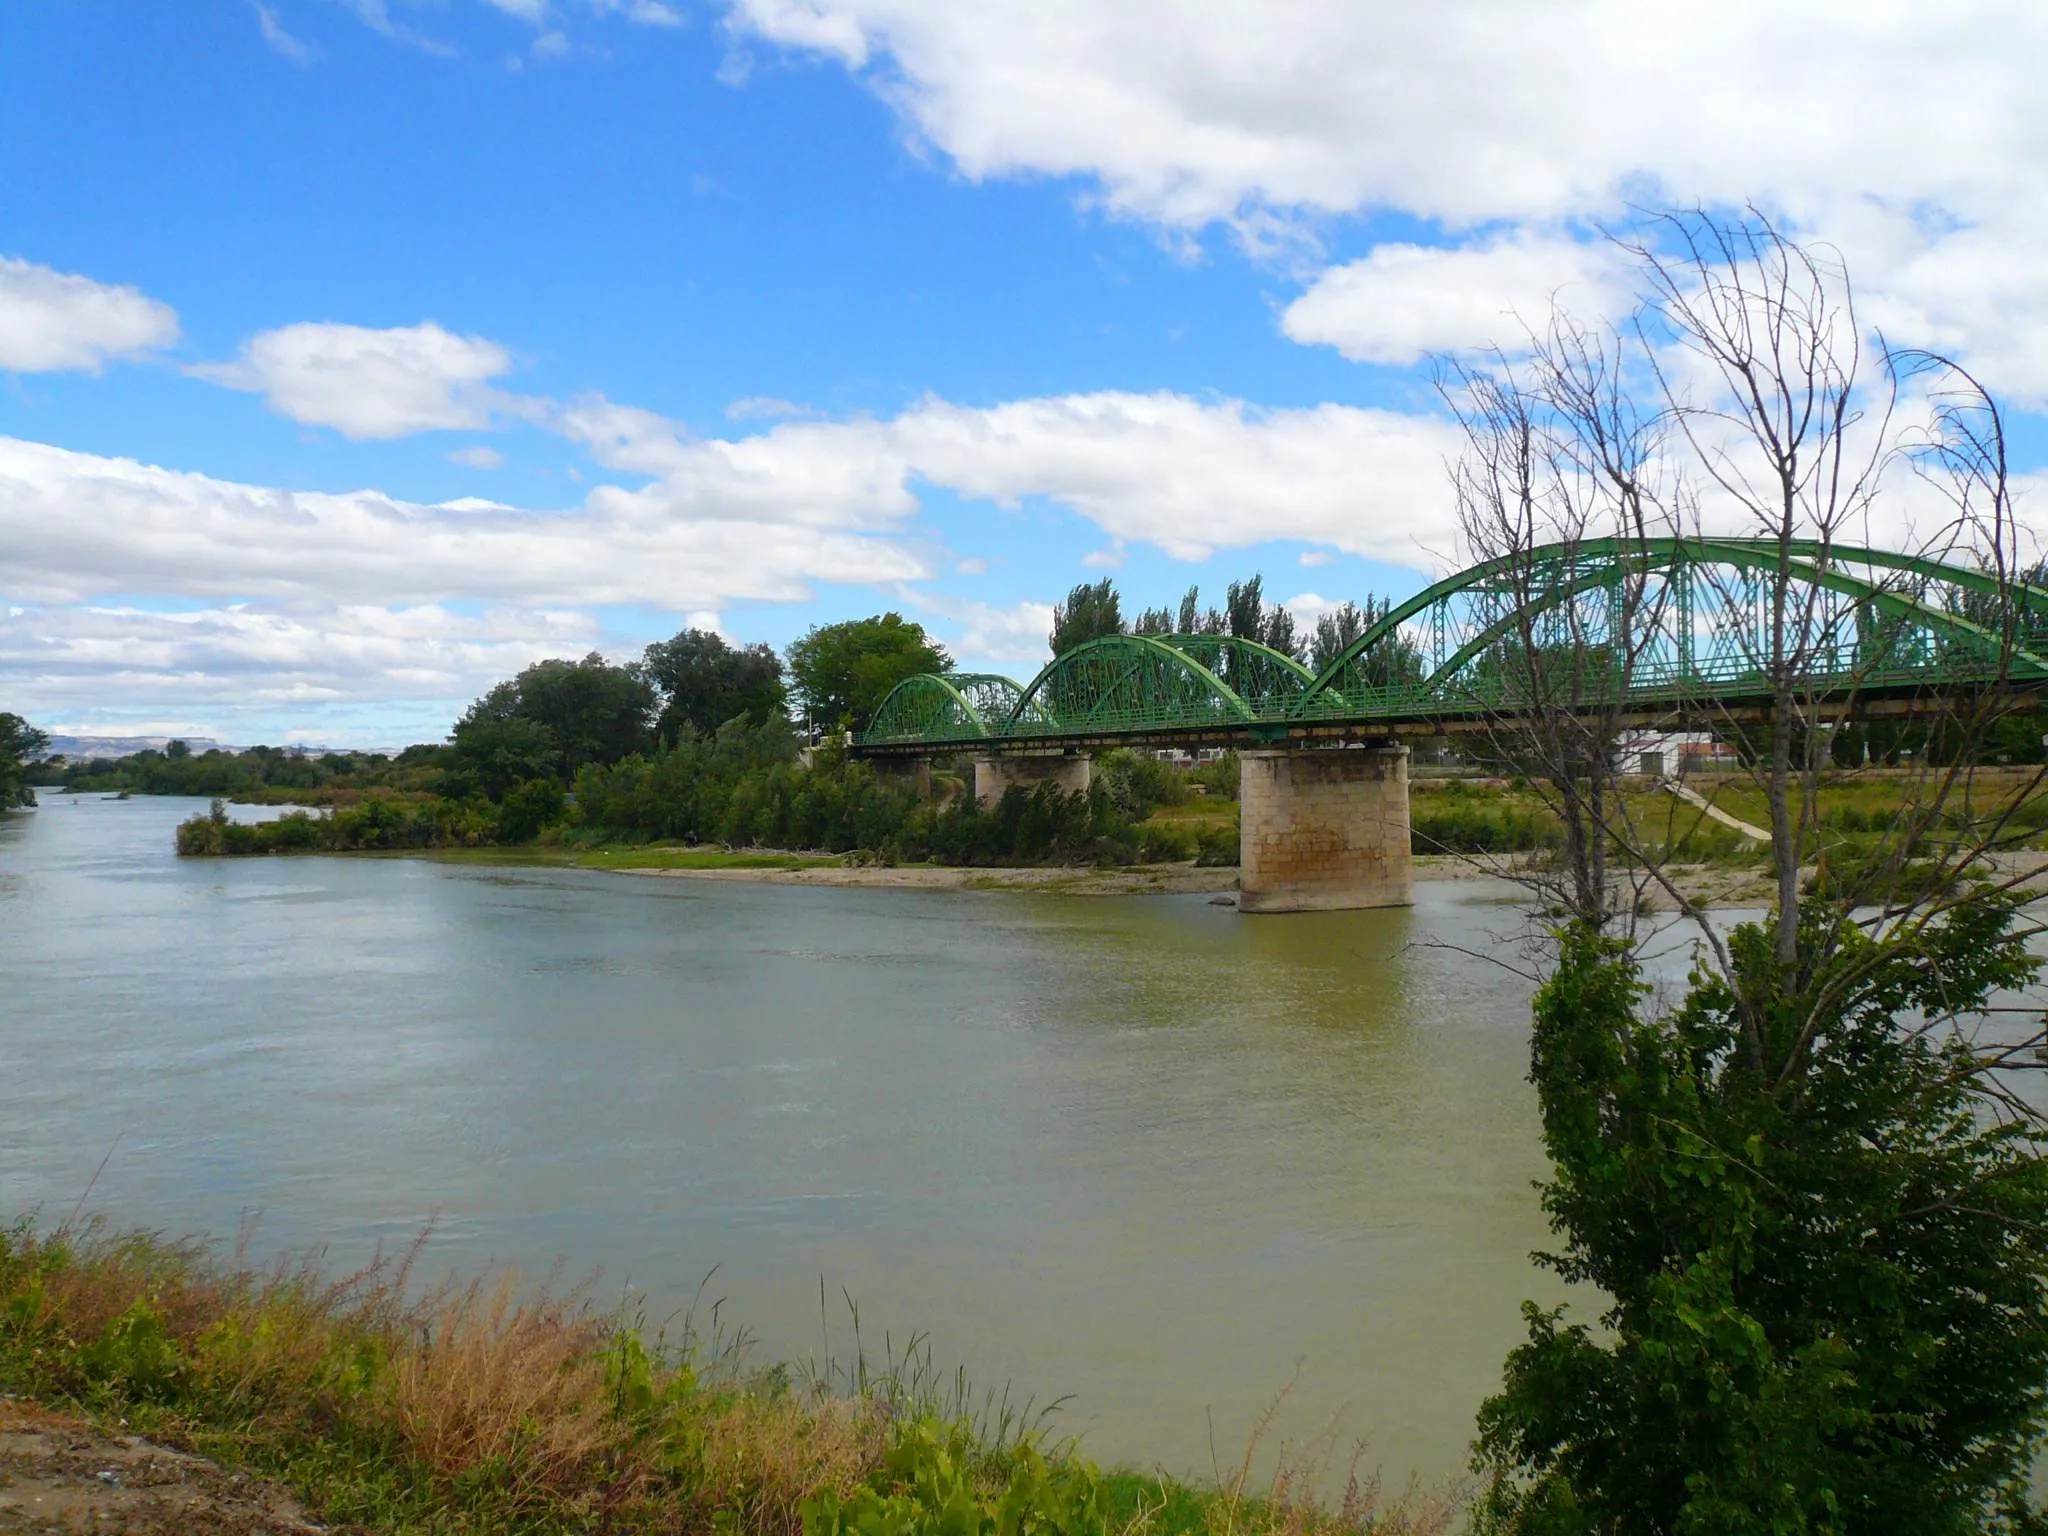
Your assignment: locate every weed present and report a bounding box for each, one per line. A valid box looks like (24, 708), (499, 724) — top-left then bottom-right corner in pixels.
(0, 1217), (1447, 1536)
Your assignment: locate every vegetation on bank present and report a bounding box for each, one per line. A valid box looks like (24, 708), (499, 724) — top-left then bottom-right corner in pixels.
(0, 710), (48, 809)
(0, 1217), (1451, 1536)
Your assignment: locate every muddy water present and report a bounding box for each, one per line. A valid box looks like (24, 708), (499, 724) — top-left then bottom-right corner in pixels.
(0, 793), (1569, 1484)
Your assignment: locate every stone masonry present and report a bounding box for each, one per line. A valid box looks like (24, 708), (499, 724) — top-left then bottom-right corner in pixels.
(1237, 745), (1412, 913)
(972, 753), (1092, 809)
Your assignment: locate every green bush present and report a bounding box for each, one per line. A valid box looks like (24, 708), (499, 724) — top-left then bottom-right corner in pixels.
(1475, 905), (2048, 1533)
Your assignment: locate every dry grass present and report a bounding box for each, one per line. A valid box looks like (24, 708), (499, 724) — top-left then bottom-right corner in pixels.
(0, 1216), (1455, 1536)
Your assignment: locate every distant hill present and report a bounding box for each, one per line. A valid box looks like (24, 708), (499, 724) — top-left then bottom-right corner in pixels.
(42, 735), (226, 761)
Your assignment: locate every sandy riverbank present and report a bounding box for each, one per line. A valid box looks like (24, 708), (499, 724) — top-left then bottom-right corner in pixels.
(610, 850), (2048, 906)
(616, 853), (1512, 898)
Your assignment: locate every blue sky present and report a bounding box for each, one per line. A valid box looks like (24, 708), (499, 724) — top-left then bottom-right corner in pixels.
(3, 1), (2046, 744)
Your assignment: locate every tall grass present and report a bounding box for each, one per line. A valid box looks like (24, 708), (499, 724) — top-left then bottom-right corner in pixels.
(0, 1217), (1452, 1536)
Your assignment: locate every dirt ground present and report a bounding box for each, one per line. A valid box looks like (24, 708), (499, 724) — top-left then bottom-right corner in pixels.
(0, 1401), (322, 1535)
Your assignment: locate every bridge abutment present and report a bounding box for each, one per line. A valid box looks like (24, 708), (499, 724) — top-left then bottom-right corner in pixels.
(1238, 746), (1412, 913)
(973, 753), (1092, 809)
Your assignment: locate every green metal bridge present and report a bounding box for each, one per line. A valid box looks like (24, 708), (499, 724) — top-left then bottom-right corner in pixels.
(855, 538), (2048, 756)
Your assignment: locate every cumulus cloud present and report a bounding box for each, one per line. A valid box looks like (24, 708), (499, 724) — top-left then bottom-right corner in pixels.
(191, 321), (516, 440)
(447, 444), (506, 469)
(723, 1), (2041, 231)
(723, 2), (2048, 399)
(885, 392), (1462, 563)
(1282, 233), (1632, 364)
(0, 257), (180, 373)
(554, 393), (695, 475)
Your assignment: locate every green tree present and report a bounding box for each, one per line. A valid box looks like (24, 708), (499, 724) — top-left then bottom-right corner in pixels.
(1309, 597), (1423, 686)
(0, 713), (50, 809)
(1048, 578), (1125, 655)
(642, 628), (787, 743)
(446, 711), (560, 800)
(786, 614), (950, 734)
(450, 653), (653, 786)
(1456, 211), (2048, 1531)
(1478, 912), (2048, 1534)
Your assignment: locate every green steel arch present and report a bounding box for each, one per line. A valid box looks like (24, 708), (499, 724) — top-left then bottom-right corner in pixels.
(1295, 536), (2048, 721)
(1153, 633), (1317, 716)
(1001, 633), (1255, 738)
(864, 672), (1029, 745)
(850, 537), (2048, 750)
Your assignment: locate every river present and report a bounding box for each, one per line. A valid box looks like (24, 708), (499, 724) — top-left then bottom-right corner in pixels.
(1, 792), (1570, 1488)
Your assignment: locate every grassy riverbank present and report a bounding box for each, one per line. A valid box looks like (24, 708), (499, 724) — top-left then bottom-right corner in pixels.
(0, 1218), (1455, 1536)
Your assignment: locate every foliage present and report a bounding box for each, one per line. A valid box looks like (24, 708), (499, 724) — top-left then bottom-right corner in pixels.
(1409, 782), (1560, 855)
(40, 742), (446, 802)
(445, 712), (563, 800)
(788, 615), (952, 734)
(0, 711), (49, 809)
(1094, 748), (1189, 819)
(568, 729), (1191, 868)
(176, 797), (500, 855)
(0, 1217), (1441, 1536)
(1307, 599), (1425, 690)
(643, 627), (788, 744)
(1049, 579), (1126, 656)
(1185, 752), (1241, 801)
(1474, 903), (2048, 1534)
(450, 652), (655, 788)
(802, 1419), (1102, 1536)
(1133, 579), (1305, 660)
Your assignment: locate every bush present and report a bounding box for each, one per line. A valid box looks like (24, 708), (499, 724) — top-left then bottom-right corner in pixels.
(177, 796), (499, 856)
(1193, 823), (1240, 867)
(1475, 905), (2048, 1532)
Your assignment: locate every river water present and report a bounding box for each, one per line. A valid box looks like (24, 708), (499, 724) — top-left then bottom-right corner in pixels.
(2, 793), (1571, 1486)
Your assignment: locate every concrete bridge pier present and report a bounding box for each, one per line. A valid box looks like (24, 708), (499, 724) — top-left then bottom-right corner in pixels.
(1238, 745), (1412, 913)
(973, 753), (1091, 809)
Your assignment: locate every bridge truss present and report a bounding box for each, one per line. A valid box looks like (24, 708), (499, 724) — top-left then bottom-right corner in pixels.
(857, 538), (2048, 754)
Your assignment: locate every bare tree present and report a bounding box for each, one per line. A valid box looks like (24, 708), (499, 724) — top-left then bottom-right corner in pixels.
(1436, 205), (2048, 1101)
(1438, 307), (1687, 936)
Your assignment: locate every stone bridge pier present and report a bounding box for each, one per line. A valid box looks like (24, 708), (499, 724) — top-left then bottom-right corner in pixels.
(1238, 745), (1412, 913)
(972, 753), (1092, 809)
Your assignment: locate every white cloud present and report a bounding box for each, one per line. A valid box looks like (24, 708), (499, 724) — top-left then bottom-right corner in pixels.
(910, 594), (1056, 664)
(596, 0), (684, 23)
(885, 392), (1462, 563)
(0, 257), (180, 374)
(447, 444), (506, 469)
(483, 0), (550, 19)
(554, 393), (695, 474)
(727, 394), (815, 421)
(1282, 233), (1632, 365)
(253, 2), (315, 62)
(0, 601), (598, 712)
(191, 321), (515, 439)
(0, 435), (928, 610)
(722, 1), (2048, 397)
(1298, 550), (1335, 567)
(335, 0), (455, 53)
(548, 389), (1463, 564)
(723, 1), (2044, 232)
